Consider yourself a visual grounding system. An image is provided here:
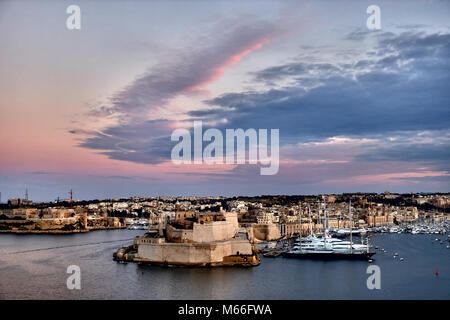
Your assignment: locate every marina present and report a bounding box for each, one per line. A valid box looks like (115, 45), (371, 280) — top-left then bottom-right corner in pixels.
(368, 221), (450, 235)
(279, 201), (376, 260)
(126, 219), (149, 230)
(255, 219), (450, 260)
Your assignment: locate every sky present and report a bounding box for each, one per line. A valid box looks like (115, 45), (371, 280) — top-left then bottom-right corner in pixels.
(0, 0), (449, 202)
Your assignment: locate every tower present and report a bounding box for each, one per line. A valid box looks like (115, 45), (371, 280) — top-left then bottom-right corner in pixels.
(82, 210), (88, 229)
(158, 214), (165, 237)
(69, 189), (73, 209)
(25, 188), (28, 200)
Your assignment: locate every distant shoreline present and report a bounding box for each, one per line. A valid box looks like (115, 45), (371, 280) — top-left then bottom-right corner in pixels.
(0, 226), (126, 234)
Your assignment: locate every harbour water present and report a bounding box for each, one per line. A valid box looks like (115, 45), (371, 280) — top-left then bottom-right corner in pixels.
(0, 230), (448, 299)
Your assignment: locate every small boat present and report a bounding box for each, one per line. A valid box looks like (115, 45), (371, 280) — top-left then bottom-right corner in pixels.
(263, 251), (281, 258)
(389, 226), (400, 233)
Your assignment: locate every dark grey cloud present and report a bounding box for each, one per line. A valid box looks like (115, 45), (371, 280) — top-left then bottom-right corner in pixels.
(393, 24), (429, 30)
(77, 119), (173, 164)
(344, 28), (374, 41)
(76, 30), (450, 171)
(355, 132), (450, 172)
(356, 143), (450, 163)
(200, 31), (450, 142)
(394, 175), (450, 182)
(251, 62), (340, 84)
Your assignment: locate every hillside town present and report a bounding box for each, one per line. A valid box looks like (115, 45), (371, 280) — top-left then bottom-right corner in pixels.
(0, 192), (448, 237)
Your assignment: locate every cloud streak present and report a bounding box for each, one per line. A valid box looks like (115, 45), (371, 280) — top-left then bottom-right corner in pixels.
(73, 20), (280, 164)
(95, 20), (280, 123)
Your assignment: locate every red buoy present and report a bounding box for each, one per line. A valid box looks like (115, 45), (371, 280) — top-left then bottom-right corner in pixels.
(435, 268), (439, 276)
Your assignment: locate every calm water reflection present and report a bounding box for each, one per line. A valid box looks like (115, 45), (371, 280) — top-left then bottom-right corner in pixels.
(0, 230), (448, 299)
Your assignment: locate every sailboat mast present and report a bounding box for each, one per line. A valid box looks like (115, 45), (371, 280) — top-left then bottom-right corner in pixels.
(349, 199), (353, 254)
(324, 200), (328, 247)
(308, 205), (312, 235)
(317, 199), (320, 231)
(299, 201), (302, 251)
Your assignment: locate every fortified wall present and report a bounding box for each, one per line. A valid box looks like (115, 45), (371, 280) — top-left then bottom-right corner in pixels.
(135, 238), (252, 265)
(251, 223), (281, 241)
(127, 211), (258, 266)
(166, 212), (238, 243)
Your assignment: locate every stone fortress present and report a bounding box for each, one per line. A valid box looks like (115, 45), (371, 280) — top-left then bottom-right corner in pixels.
(114, 210), (260, 267)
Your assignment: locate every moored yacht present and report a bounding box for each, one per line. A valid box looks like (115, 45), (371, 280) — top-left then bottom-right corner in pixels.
(283, 201), (375, 260)
(332, 227), (367, 238)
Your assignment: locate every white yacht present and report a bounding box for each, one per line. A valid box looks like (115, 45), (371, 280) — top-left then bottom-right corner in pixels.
(283, 201), (375, 260)
(334, 227), (367, 237)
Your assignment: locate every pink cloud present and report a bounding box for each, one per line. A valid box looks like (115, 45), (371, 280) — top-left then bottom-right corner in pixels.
(186, 38), (271, 93)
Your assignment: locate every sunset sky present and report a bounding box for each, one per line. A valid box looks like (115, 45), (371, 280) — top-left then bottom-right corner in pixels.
(1, 0), (449, 201)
